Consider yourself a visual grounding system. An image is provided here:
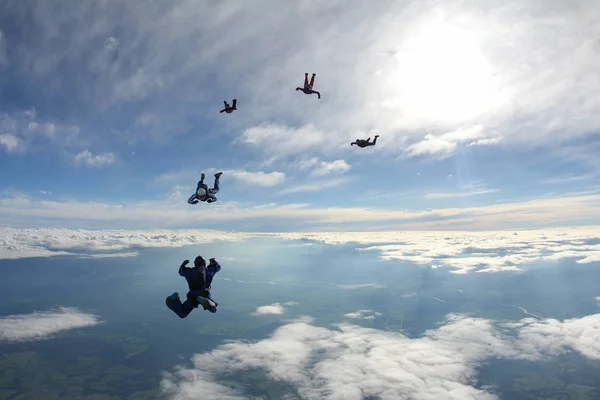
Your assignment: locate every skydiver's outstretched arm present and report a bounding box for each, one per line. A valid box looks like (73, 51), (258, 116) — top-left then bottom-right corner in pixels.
(313, 90), (321, 99)
(187, 194), (199, 204)
(350, 141), (357, 146)
(295, 87), (303, 91)
(179, 260), (191, 276)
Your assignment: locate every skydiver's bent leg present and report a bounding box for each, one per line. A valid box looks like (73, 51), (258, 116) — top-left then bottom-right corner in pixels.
(232, 99), (237, 109)
(166, 293), (193, 318)
(371, 135), (379, 145)
(210, 174), (221, 194)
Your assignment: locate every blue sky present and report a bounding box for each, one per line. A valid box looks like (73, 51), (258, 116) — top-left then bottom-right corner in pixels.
(1, 0), (600, 231)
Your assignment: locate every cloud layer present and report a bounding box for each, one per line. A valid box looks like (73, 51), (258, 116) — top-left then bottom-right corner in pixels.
(0, 227), (248, 260)
(2, 189), (600, 230)
(272, 225), (600, 273)
(3, 226), (600, 275)
(0, 307), (101, 342)
(161, 312), (600, 399)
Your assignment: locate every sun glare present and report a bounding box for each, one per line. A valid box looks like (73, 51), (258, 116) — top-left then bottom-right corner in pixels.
(385, 16), (502, 125)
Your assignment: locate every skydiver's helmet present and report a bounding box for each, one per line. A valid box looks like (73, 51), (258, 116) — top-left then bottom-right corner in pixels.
(196, 188), (206, 198)
(194, 256), (206, 269)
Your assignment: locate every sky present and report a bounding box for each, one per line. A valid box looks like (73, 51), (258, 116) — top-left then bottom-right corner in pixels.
(1, 0), (600, 231)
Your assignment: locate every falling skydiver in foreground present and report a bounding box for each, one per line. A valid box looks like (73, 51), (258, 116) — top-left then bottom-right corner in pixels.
(166, 256), (221, 318)
(188, 172), (223, 204)
(220, 99), (237, 114)
(295, 73), (321, 99)
(351, 135), (379, 148)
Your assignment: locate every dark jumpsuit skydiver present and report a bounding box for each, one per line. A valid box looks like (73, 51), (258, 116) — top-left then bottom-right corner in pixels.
(295, 73), (321, 99)
(188, 172), (223, 204)
(351, 135), (379, 148)
(220, 99), (237, 114)
(165, 256), (221, 318)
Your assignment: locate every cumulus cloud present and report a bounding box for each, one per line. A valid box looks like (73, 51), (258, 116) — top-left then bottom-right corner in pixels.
(273, 226), (600, 274)
(512, 314), (600, 360)
(0, 227), (249, 260)
(253, 303), (287, 315)
(311, 160), (351, 177)
(161, 312), (600, 400)
(406, 125), (501, 159)
(73, 149), (115, 167)
(0, 134), (23, 153)
(344, 309), (382, 320)
(0, 307), (101, 341)
(226, 170), (286, 186)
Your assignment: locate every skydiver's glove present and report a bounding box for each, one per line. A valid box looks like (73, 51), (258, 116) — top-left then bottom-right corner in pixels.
(181, 260), (190, 267)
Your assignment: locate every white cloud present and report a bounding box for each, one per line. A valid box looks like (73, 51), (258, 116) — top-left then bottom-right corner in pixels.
(0, 134), (23, 153)
(540, 174), (595, 185)
(226, 170), (286, 186)
(344, 309), (382, 320)
(311, 160), (351, 177)
(28, 122), (79, 144)
(425, 188), (499, 199)
(334, 283), (387, 290)
(406, 125), (501, 159)
(253, 303), (287, 316)
(512, 314), (600, 360)
(273, 226), (600, 274)
(135, 112), (159, 127)
(161, 312), (600, 400)
(276, 177), (351, 195)
(2, 191), (600, 231)
(0, 227), (249, 260)
(238, 123), (331, 160)
(0, 307), (101, 341)
(73, 149), (115, 167)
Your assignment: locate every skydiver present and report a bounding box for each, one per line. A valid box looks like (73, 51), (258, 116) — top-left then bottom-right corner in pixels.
(295, 73), (321, 99)
(188, 172), (223, 204)
(220, 99), (237, 114)
(165, 256), (222, 318)
(351, 135), (379, 148)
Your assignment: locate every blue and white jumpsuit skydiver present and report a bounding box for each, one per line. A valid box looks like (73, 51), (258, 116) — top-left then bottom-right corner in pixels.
(166, 256), (221, 318)
(188, 172), (223, 204)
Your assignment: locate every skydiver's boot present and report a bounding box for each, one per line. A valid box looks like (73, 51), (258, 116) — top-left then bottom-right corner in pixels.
(196, 296), (210, 309)
(214, 172), (223, 179)
(166, 292), (179, 305)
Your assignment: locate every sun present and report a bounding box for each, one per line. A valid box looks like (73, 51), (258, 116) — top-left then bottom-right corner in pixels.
(384, 14), (504, 126)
